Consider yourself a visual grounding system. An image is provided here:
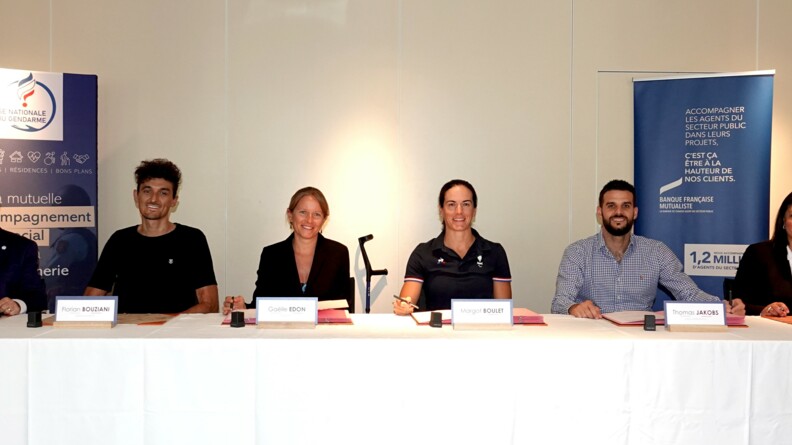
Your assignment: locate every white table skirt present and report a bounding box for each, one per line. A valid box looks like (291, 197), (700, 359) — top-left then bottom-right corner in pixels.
(1, 314), (791, 445)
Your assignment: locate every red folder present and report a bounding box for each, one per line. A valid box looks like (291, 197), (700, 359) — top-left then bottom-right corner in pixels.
(317, 309), (352, 324)
(512, 308), (545, 324)
(762, 316), (792, 325)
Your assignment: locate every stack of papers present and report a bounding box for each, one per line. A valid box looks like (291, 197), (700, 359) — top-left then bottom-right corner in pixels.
(317, 299), (348, 310)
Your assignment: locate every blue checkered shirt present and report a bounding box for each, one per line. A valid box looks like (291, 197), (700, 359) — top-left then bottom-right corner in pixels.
(551, 232), (719, 314)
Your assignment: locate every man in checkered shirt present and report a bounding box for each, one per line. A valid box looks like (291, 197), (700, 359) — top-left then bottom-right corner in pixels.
(551, 179), (746, 318)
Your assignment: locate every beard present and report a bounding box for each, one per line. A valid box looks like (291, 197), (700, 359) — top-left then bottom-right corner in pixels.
(603, 217), (633, 236)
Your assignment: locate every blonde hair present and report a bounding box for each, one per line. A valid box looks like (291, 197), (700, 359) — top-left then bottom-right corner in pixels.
(287, 186), (330, 229)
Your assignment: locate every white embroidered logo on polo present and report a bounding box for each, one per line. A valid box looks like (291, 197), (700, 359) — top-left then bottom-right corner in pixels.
(477, 255), (483, 268)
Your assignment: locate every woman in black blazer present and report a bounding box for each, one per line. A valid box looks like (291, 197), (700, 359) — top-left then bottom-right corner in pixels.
(734, 191), (792, 316)
(223, 187), (350, 313)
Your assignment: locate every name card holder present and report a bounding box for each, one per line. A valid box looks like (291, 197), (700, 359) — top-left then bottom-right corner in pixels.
(54, 296), (118, 328)
(664, 301), (728, 332)
(451, 299), (513, 331)
(255, 297), (318, 329)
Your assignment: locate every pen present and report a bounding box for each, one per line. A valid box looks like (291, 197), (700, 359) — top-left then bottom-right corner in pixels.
(728, 288), (733, 308)
(393, 295), (419, 309)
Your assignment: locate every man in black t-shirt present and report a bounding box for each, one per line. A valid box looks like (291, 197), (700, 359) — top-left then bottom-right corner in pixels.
(85, 159), (218, 314)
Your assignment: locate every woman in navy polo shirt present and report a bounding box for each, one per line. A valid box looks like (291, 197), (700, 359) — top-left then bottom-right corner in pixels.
(393, 179), (512, 314)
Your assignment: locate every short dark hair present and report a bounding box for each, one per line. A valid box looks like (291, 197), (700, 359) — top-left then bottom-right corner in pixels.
(599, 179), (635, 207)
(438, 179), (478, 208)
(772, 191), (792, 248)
(134, 159), (182, 197)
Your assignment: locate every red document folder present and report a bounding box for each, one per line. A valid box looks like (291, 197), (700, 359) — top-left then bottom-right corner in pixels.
(512, 308), (545, 324)
(762, 316), (792, 325)
(317, 309), (352, 324)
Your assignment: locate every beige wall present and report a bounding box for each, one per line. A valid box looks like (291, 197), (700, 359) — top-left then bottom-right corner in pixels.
(1, 0), (789, 312)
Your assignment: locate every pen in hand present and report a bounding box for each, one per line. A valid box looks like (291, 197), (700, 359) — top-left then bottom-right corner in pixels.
(393, 295), (419, 309)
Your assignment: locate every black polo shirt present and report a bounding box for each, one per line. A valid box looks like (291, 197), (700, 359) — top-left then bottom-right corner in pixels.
(404, 229), (511, 311)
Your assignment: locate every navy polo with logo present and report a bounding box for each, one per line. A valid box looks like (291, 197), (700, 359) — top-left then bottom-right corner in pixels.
(404, 229), (511, 311)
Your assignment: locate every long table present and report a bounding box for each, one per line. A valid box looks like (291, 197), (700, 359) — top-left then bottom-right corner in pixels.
(1, 313), (791, 445)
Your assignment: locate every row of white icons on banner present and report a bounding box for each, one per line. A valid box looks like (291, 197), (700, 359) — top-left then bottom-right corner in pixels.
(0, 150), (90, 165)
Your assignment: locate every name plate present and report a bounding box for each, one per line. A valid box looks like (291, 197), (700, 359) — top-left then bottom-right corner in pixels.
(664, 301), (727, 332)
(54, 296), (118, 328)
(451, 299), (513, 330)
(256, 297), (317, 329)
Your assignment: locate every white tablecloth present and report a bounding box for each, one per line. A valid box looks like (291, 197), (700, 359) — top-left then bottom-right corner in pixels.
(1, 314), (791, 445)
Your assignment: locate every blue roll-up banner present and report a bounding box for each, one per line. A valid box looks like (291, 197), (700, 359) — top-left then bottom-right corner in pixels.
(634, 71), (773, 309)
(0, 68), (98, 311)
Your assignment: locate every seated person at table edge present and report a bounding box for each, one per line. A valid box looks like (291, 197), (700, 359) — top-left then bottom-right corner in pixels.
(394, 179), (511, 315)
(0, 227), (47, 316)
(85, 159), (218, 314)
(224, 186), (350, 313)
(733, 191), (792, 316)
(551, 179), (745, 318)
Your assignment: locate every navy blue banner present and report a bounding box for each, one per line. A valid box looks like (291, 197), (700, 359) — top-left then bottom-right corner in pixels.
(0, 69), (98, 311)
(634, 72), (773, 309)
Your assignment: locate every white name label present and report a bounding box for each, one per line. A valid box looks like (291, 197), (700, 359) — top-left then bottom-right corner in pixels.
(451, 299), (513, 326)
(664, 301), (726, 326)
(256, 297), (318, 324)
(55, 296), (117, 323)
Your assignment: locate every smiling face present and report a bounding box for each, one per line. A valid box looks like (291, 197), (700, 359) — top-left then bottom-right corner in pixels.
(287, 195), (325, 241)
(133, 178), (178, 222)
(440, 185), (477, 232)
(597, 190), (637, 236)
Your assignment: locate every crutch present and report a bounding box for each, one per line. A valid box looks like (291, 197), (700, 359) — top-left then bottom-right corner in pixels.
(358, 235), (388, 314)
